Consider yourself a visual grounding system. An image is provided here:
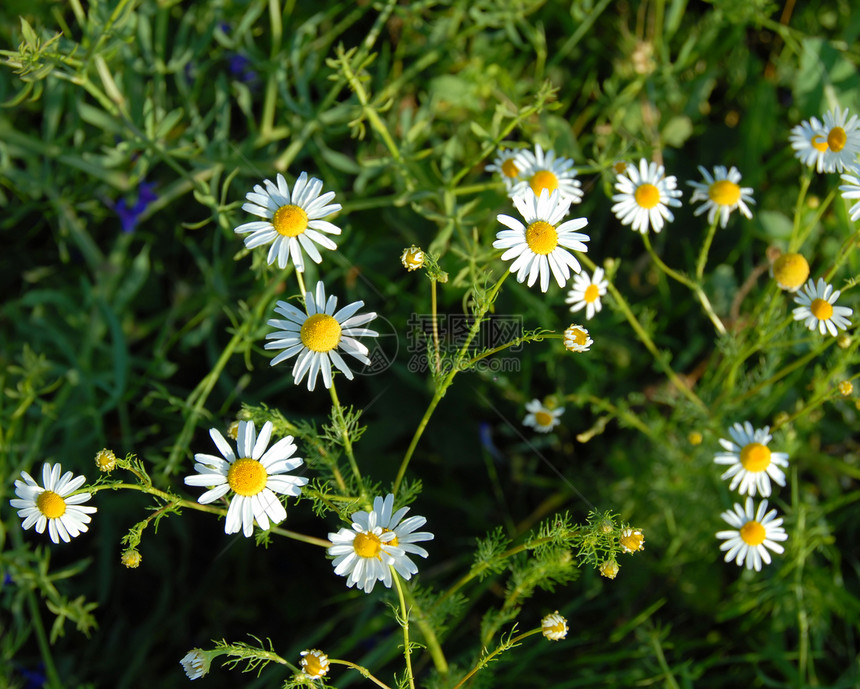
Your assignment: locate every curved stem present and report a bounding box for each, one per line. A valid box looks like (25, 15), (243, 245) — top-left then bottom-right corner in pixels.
(393, 571), (416, 689)
(328, 660), (394, 689)
(450, 628), (541, 689)
(695, 215), (720, 280)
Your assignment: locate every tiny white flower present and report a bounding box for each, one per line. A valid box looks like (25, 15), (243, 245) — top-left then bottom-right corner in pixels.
(792, 277), (853, 337)
(565, 267), (608, 319)
(611, 158), (682, 234)
(563, 324), (592, 352)
(510, 144), (583, 204)
(180, 650), (210, 680)
(716, 497), (788, 572)
(818, 107), (860, 173)
(300, 649), (330, 679)
(688, 165), (755, 228)
(486, 149), (524, 192)
(714, 422), (789, 497)
(789, 117), (828, 172)
(523, 399), (564, 433)
(541, 612), (568, 641)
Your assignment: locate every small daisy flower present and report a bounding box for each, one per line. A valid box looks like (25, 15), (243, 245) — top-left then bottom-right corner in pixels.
(716, 497), (788, 572)
(266, 281), (378, 391)
(688, 165), (755, 228)
(184, 420), (308, 538)
(839, 165), (860, 221)
(565, 267), (608, 319)
(771, 252), (810, 292)
(327, 494), (434, 594)
(599, 560), (619, 579)
(541, 612), (568, 641)
(510, 144), (583, 203)
(611, 158), (683, 234)
(180, 649), (210, 680)
(792, 277), (853, 337)
(838, 380), (853, 396)
(494, 189), (589, 293)
(94, 448), (117, 472)
(563, 324), (592, 352)
(817, 108), (860, 173)
(486, 150), (523, 192)
(10, 463), (97, 544)
(401, 245), (425, 271)
(714, 421), (789, 497)
(523, 398), (564, 433)
(789, 116), (828, 172)
(121, 549), (142, 569)
(233, 172), (342, 271)
(300, 649), (330, 679)
(619, 528), (645, 553)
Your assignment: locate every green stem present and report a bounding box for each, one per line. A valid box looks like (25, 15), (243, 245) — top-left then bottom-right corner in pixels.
(431, 278), (441, 373)
(393, 572), (416, 689)
(788, 170), (812, 252)
(401, 585), (449, 676)
(695, 215), (720, 280)
(26, 590), (62, 689)
(329, 380), (363, 487)
(328, 660), (393, 689)
(450, 629), (540, 689)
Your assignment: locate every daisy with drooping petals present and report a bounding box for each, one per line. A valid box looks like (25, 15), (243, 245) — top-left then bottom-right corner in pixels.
(792, 277), (853, 337)
(839, 164), (860, 221)
(327, 494), (434, 594)
(510, 144), (583, 204)
(523, 398), (564, 433)
(184, 420), (308, 537)
(817, 107), (860, 173)
(563, 324), (592, 352)
(180, 650), (210, 680)
(789, 116), (828, 172)
(619, 528), (645, 553)
(266, 281), (378, 391)
(688, 165), (755, 228)
(300, 650), (330, 679)
(714, 422), (789, 497)
(10, 463), (97, 544)
(233, 172), (342, 271)
(486, 150), (524, 192)
(565, 267), (608, 319)
(716, 497), (787, 572)
(611, 158), (683, 234)
(494, 189), (589, 293)
(541, 612), (568, 641)
(770, 252), (810, 292)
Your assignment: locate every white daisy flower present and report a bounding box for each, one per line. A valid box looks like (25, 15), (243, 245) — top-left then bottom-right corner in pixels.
(565, 267), (608, 319)
(611, 158), (683, 234)
(300, 650), (330, 679)
(714, 422), (789, 497)
(789, 116), (828, 172)
(619, 528), (645, 553)
(523, 399), (564, 433)
(839, 164), (860, 221)
(541, 612), (568, 641)
(233, 172), (342, 271)
(486, 150), (523, 192)
(818, 107), (860, 173)
(792, 277), (853, 337)
(716, 497), (788, 572)
(180, 650), (210, 680)
(510, 144), (583, 203)
(688, 165), (755, 228)
(563, 323), (592, 352)
(10, 463), (97, 544)
(184, 420), (308, 538)
(266, 281), (378, 391)
(327, 494), (434, 594)
(494, 189), (589, 293)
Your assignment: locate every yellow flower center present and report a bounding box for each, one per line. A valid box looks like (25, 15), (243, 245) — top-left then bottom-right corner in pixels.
(568, 327), (588, 346)
(534, 411), (554, 427)
(827, 126), (847, 152)
(382, 528), (399, 547)
(599, 561), (619, 579)
(529, 170), (559, 195)
(583, 284), (600, 303)
(708, 180), (741, 206)
(300, 314), (342, 352)
(634, 183), (661, 209)
(811, 134), (829, 153)
(739, 442), (771, 472)
(525, 220), (558, 255)
(36, 490), (66, 519)
(544, 620), (566, 637)
(227, 458), (268, 496)
(740, 520), (766, 546)
(501, 158), (519, 178)
(302, 653), (328, 678)
(353, 531), (383, 559)
(620, 531), (645, 553)
(810, 298), (833, 321)
(772, 253), (809, 290)
(613, 161), (628, 174)
(272, 204), (309, 237)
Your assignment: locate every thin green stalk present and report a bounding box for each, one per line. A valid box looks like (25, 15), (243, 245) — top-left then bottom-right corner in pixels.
(328, 660), (393, 689)
(402, 583), (449, 676)
(431, 278), (441, 373)
(393, 572), (416, 689)
(26, 591), (62, 689)
(695, 215), (721, 280)
(450, 628), (540, 689)
(329, 380), (363, 487)
(788, 171), (812, 252)
(648, 626), (681, 689)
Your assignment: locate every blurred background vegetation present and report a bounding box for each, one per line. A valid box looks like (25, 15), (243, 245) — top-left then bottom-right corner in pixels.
(1, 0), (858, 687)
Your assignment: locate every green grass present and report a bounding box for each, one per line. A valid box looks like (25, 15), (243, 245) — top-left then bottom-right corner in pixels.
(1, 1), (859, 688)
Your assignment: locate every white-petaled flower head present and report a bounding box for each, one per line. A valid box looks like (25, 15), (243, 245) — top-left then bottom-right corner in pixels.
(265, 281), (379, 391)
(541, 611), (569, 641)
(789, 116), (828, 172)
(233, 172), (342, 271)
(184, 420), (308, 537)
(493, 189), (589, 293)
(792, 277), (853, 337)
(611, 158), (683, 234)
(510, 144), (583, 203)
(327, 494), (434, 594)
(714, 421), (789, 497)
(565, 267), (608, 319)
(10, 462), (97, 544)
(180, 649), (210, 680)
(401, 245), (425, 271)
(563, 324), (592, 352)
(619, 528), (645, 553)
(523, 398), (564, 433)
(839, 164), (860, 221)
(687, 165), (755, 228)
(486, 149), (523, 191)
(818, 107), (860, 173)
(300, 649), (330, 679)
(770, 252), (810, 292)
(716, 497), (788, 571)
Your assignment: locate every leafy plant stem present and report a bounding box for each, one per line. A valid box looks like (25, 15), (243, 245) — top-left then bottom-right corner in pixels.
(393, 571), (416, 689)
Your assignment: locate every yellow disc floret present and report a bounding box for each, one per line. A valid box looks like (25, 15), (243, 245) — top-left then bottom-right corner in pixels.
(739, 442), (771, 472)
(227, 458), (268, 496)
(300, 313), (342, 352)
(401, 246), (425, 271)
(827, 126), (847, 152)
(95, 448), (117, 472)
(709, 180), (741, 206)
(353, 531), (383, 559)
(811, 134), (829, 153)
(300, 650), (330, 678)
(634, 183), (661, 209)
(584, 284), (600, 303)
(272, 204), (309, 237)
(36, 490), (67, 519)
(534, 411), (554, 427)
(529, 170), (559, 195)
(599, 560), (619, 579)
(619, 528), (645, 553)
(740, 520), (766, 546)
(525, 220), (559, 255)
(501, 158), (519, 178)
(810, 298), (834, 321)
(772, 253), (809, 290)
